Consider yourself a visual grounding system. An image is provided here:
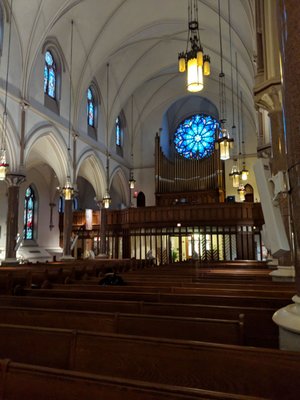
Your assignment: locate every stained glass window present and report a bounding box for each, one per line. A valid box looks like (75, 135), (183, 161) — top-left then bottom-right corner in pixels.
(174, 114), (218, 159)
(87, 87), (95, 127)
(24, 186), (35, 240)
(116, 116), (121, 146)
(44, 50), (56, 98)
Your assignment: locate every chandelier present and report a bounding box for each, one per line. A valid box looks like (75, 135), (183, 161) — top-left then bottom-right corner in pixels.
(215, 0), (234, 161)
(62, 176), (74, 200)
(178, 0), (211, 92)
(128, 95), (136, 190)
(241, 161), (249, 181)
(229, 163), (240, 188)
(238, 184), (246, 202)
(103, 63), (111, 209)
(62, 20), (75, 200)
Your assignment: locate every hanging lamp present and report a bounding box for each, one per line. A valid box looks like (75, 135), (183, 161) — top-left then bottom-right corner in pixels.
(128, 95), (136, 189)
(215, 0), (234, 160)
(62, 20), (75, 200)
(240, 91), (249, 181)
(103, 63), (111, 209)
(178, 0), (211, 92)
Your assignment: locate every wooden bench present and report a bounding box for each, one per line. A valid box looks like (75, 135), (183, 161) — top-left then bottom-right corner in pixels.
(49, 282), (295, 299)
(0, 324), (299, 399)
(22, 287), (292, 308)
(0, 306), (244, 345)
(0, 359), (266, 400)
(0, 294), (278, 347)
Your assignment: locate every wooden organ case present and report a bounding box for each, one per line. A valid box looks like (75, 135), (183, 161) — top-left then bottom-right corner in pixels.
(155, 133), (225, 206)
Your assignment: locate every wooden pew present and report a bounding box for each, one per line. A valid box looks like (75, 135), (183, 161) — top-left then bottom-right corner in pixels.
(0, 324), (299, 399)
(22, 287), (292, 308)
(0, 359), (266, 400)
(0, 306), (244, 345)
(0, 294), (278, 347)
(49, 282), (295, 299)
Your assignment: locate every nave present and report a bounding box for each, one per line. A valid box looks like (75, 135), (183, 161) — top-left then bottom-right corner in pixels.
(0, 259), (299, 399)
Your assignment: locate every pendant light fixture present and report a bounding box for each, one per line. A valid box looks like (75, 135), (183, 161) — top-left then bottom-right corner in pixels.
(0, 0), (13, 180)
(240, 91), (249, 181)
(215, 0), (234, 161)
(227, 0), (240, 187)
(128, 95), (136, 189)
(62, 20), (75, 200)
(238, 184), (246, 201)
(103, 63), (111, 209)
(234, 52), (245, 201)
(178, 0), (211, 92)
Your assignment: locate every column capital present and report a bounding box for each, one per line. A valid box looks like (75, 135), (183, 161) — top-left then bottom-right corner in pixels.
(20, 99), (30, 110)
(5, 173), (26, 187)
(255, 83), (282, 112)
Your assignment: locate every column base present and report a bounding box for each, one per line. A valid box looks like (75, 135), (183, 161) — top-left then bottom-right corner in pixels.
(96, 253), (108, 259)
(1, 258), (19, 266)
(273, 295), (300, 351)
(269, 265), (295, 282)
(60, 255), (75, 262)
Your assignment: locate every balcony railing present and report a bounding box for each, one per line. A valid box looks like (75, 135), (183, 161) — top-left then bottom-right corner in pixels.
(71, 203), (264, 230)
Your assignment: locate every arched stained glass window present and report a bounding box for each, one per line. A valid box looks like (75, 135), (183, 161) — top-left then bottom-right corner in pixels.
(116, 116), (121, 146)
(44, 50), (56, 98)
(24, 186), (35, 240)
(174, 114), (218, 159)
(87, 87), (95, 127)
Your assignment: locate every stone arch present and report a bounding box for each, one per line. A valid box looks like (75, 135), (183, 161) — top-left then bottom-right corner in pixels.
(25, 124), (70, 187)
(110, 165), (129, 208)
(76, 150), (106, 200)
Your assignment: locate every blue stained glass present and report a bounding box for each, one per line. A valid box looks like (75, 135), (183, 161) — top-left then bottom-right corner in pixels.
(174, 114), (218, 160)
(45, 51), (54, 65)
(48, 68), (56, 98)
(87, 87), (95, 127)
(24, 186), (35, 240)
(116, 117), (121, 146)
(44, 66), (48, 93)
(44, 50), (56, 98)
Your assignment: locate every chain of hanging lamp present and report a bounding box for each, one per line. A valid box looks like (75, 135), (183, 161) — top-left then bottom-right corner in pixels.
(240, 90), (249, 182)
(178, 0), (211, 92)
(102, 63), (111, 209)
(0, 0), (13, 180)
(62, 20), (75, 200)
(129, 95), (136, 190)
(228, 0), (240, 188)
(215, 0), (234, 161)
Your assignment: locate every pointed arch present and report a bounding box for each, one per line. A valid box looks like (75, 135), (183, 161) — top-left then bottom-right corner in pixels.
(25, 124), (70, 186)
(76, 150), (106, 199)
(110, 165), (130, 207)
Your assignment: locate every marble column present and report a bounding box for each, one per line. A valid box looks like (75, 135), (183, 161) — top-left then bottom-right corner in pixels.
(268, 102), (294, 276)
(272, 0), (300, 350)
(3, 173), (25, 264)
(61, 199), (74, 260)
(98, 205), (108, 258)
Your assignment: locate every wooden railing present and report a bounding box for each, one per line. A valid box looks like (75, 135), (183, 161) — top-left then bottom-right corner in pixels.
(71, 203), (264, 230)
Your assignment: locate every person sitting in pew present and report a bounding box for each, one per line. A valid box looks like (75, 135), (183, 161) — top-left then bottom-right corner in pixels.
(99, 272), (126, 286)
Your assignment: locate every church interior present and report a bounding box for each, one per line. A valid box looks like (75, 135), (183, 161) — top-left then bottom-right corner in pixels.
(0, 0), (300, 398)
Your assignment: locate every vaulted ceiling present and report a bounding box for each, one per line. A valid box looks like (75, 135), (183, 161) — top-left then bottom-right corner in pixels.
(3, 0), (257, 167)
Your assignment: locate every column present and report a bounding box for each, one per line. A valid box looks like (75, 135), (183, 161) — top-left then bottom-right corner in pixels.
(61, 199), (74, 260)
(96, 202), (108, 258)
(3, 173), (25, 264)
(268, 91), (294, 277)
(272, 0), (300, 350)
